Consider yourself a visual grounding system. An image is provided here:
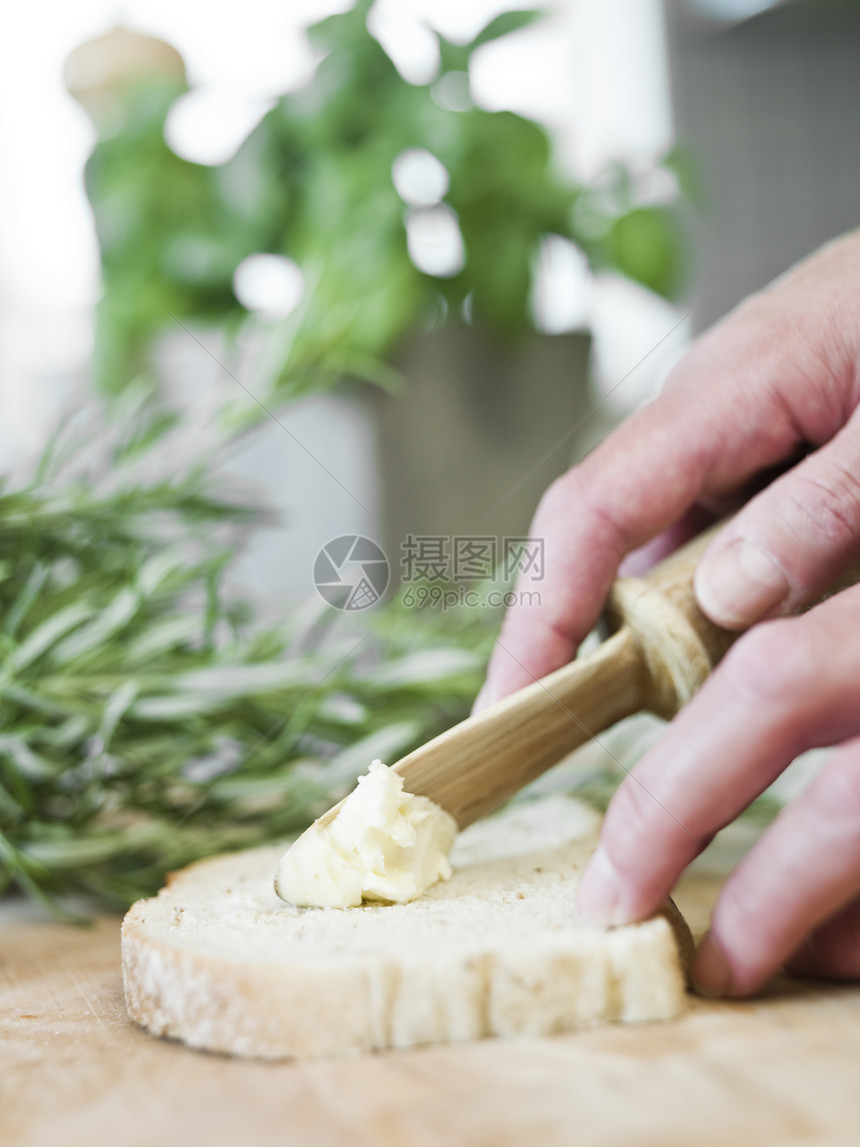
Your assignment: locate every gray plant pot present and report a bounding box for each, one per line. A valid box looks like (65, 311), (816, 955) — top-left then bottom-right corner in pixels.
(369, 325), (593, 572)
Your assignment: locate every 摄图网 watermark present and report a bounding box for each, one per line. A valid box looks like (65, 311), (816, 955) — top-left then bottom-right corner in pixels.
(313, 534), (544, 612)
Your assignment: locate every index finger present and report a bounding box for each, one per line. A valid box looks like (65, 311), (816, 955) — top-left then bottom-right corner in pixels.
(474, 295), (844, 710)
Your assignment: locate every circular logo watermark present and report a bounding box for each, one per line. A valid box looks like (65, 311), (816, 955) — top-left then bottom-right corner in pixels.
(313, 535), (389, 611)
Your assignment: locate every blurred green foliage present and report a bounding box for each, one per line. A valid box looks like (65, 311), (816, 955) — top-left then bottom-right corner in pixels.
(86, 0), (686, 402)
(0, 397), (491, 912)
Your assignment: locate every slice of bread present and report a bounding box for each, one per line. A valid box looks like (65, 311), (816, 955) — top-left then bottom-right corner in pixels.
(122, 796), (692, 1060)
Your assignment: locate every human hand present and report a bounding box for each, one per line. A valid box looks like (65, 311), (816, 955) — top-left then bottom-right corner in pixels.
(475, 231), (860, 993)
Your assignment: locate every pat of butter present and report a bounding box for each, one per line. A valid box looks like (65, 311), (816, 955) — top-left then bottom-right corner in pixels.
(274, 760), (458, 909)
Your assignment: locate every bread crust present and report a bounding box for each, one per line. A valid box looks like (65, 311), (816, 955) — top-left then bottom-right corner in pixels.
(122, 798), (692, 1060)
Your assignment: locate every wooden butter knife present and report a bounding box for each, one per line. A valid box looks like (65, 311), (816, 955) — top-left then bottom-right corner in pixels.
(318, 523), (855, 830)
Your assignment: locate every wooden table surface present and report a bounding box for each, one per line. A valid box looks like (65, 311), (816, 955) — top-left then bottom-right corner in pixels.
(3, 872), (859, 1147)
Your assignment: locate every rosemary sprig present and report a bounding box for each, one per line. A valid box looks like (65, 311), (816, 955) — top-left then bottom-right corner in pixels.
(1, 411), (489, 912)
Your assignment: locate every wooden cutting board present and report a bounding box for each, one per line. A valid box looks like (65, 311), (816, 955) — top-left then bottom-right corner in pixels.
(3, 871), (860, 1147)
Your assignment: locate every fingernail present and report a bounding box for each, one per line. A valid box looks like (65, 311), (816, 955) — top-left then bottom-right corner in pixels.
(692, 930), (733, 998)
(577, 846), (630, 925)
(695, 538), (789, 628)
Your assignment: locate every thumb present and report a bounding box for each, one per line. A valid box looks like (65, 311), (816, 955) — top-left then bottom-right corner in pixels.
(695, 416), (860, 629)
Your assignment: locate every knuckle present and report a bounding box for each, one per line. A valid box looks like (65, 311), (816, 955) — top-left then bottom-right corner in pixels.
(534, 466), (633, 555)
(611, 775), (656, 837)
(605, 772), (684, 866)
(786, 463), (860, 550)
(810, 754), (860, 825)
(581, 486), (636, 553)
(712, 880), (766, 953)
(539, 462), (636, 549)
(721, 618), (816, 704)
(726, 289), (779, 340)
(533, 471), (577, 525)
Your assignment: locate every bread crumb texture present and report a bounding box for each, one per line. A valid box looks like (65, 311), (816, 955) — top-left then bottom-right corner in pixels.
(122, 796), (690, 1059)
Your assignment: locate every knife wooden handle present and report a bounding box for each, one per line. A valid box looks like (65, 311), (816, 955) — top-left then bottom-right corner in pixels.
(387, 525), (734, 827)
(605, 523), (737, 720)
(359, 524), (859, 828)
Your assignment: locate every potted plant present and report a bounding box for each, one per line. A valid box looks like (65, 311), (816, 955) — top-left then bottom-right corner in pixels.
(69, 3), (685, 551)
